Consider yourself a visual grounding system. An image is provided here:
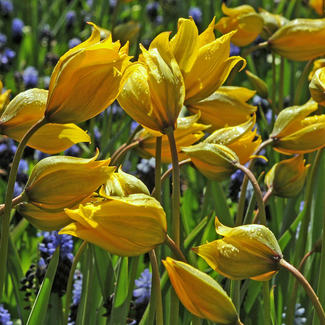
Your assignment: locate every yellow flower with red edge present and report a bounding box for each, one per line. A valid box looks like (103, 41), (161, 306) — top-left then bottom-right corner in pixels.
(192, 217), (283, 281)
(270, 99), (325, 154)
(60, 194), (167, 257)
(45, 23), (131, 124)
(215, 3), (264, 47)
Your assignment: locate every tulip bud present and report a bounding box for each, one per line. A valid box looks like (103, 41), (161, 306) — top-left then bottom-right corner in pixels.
(265, 155), (310, 198)
(0, 89), (91, 154)
(113, 21), (141, 47)
(192, 217), (283, 281)
(268, 18), (325, 61)
(270, 100), (325, 154)
(259, 8), (289, 39)
(162, 257), (242, 324)
(100, 166), (150, 197)
(309, 0), (325, 16)
(215, 3), (264, 47)
(308, 58), (325, 81)
(22, 151), (115, 213)
(45, 23), (131, 124)
(246, 70), (269, 99)
(309, 67), (325, 105)
(60, 194), (167, 257)
(187, 86), (257, 130)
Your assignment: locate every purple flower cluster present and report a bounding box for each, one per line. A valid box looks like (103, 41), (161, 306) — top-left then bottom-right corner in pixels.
(133, 268), (152, 305)
(0, 304), (13, 325)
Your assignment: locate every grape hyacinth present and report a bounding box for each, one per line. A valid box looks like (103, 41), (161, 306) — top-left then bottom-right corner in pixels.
(12, 18), (24, 43)
(0, 304), (13, 325)
(68, 271), (83, 325)
(188, 7), (202, 25)
(23, 66), (38, 89)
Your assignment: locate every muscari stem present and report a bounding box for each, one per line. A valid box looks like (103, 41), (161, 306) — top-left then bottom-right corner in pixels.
(149, 250), (164, 325)
(0, 116), (47, 301)
(280, 259), (325, 325)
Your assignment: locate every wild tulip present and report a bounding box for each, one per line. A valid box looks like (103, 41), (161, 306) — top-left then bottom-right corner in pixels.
(309, 67), (325, 105)
(192, 217), (283, 281)
(259, 8), (288, 39)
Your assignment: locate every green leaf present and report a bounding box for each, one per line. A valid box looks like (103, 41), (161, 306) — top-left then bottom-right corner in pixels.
(26, 247), (60, 325)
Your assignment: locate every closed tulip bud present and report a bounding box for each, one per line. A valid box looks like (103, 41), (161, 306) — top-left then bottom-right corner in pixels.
(134, 113), (210, 163)
(118, 32), (185, 136)
(270, 99), (325, 154)
(265, 155), (310, 198)
(268, 18), (325, 61)
(60, 194), (167, 257)
(22, 151), (115, 213)
(0, 81), (10, 116)
(0, 89), (91, 154)
(245, 71), (269, 99)
(100, 166), (150, 197)
(308, 58), (325, 81)
(162, 257), (242, 325)
(192, 217), (283, 281)
(187, 86), (257, 130)
(259, 8), (289, 39)
(309, 68), (325, 105)
(45, 23), (131, 124)
(169, 17), (245, 106)
(113, 21), (141, 47)
(215, 3), (264, 47)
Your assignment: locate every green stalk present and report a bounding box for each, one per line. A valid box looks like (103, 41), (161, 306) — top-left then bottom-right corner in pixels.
(293, 60), (313, 105)
(231, 280), (241, 315)
(280, 259), (325, 325)
(0, 194), (25, 218)
(0, 116), (47, 301)
(110, 141), (139, 166)
(149, 250), (164, 325)
(191, 315), (202, 325)
(154, 137), (162, 202)
(271, 53), (277, 126)
(278, 58), (285, 112)
(263, 281), (271, 325)
(63, 241), (87, 325)
(164, 235), (187, 263)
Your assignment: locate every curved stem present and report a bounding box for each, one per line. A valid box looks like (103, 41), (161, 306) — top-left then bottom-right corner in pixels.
(252, 189), (273, 224)
(235, 163), (266, 226)
(110, 141), (139, 166)
(164, 235), (187, 263)
(63, 241), (87, 325)
(242, 42), (268, 58)
(280, 259), (325, 325)
(0, 194), (25, 218)
(149, 250), (164, 325)
(0, 116), (47, 301)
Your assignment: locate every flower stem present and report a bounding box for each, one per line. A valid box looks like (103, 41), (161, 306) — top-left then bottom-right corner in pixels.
(154, 137), (162, 202)
(149, 250), (164, 325)
(0, 194), (25, 218)
(0, 116), (47, 301)
(235, 163), (266, 226)
(280, 259), (325, 325)
(164, 235), (187, 263)
(242, 42), (268, 58)
(293, 59), (313, 105)
(110, 140), (139, 166)
(252, 189), (273, 224)
(263, 281), (271, 325)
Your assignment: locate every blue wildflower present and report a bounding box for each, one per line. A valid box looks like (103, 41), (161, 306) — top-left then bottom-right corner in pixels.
(133, 268), (152, 305)
(13, 181), (23, 197)
(137, 158), (155, 174)
(66, 10), (76, 30)
(64, 144), (81, 157)
(188, 7), (202, 25)
(23, 66), (38, 89)
(146, 2), (159, 22)
(42, 76), (51, 89)
(12, 18), (24, 43)
(68, 37), (81, 49)
(230, 43), (240, 56)
(34, 150), (50, 161)
(282, 304), (306, 325)
(68, 270), (83, 325)
(0, 0), (13, 17)
(0, 32), (7, 49)
(0, 304), (13, 325)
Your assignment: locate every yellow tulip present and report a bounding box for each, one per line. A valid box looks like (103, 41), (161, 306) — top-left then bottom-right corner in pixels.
(0, 81), (10, 116)
(170, 17), (245, 105)
(192, 217), (283, 281)
(270, 100), (325, 154)
(308, 58), (325, 81)
(118, 32), (185, 136)
(268, 18), (325, 61)
(0, 89), (90, 154)
(309, 0), (325, 16)
(265, 155), (310, 198)
(21, 151), (115, 213)
(100, 166), (150, 197)
(245, 71), (269, 99)
(309, 67), (325, 105)
(45, 23), (131, 124)
(60, 194), (167, 257)
(215, 3), (264, 47)
(259, 8), (289, 39)
(134, 113), (210, 163)
(187, 86), (257, 130)
(162, 257), (242, 324)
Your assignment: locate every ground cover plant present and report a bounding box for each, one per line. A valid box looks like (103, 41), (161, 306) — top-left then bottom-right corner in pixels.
(1, 0), (325, 324)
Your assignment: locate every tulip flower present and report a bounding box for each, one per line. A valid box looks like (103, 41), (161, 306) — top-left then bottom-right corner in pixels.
(45, 23), (131, 124)
(192, 217), (283, 281)
(134, 113), (210, 163)
(0, 89), (91, 154)
(268, 18), (325, 61)
(309, 67), (325, 105)
(100, 166), (150, 197)
(245, 71), (269, 99)
(187, 86), (257, 130)
(170, 17), (245, 105)
(60, 194), (167, 257)
(163, 257), (242, 324)
(270, 100), (325, 154)
(118, 32), (185, 136)
(215, 3), (264, 47)
(308, 58), (325, 81)
(0, 81), (10, 116)
(309, 0), (324, 16)
(21, 151), (115, 213)
(265, 155), (310, 198)
(259, 8), (289, 39)
(182, 116), (261, 181)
